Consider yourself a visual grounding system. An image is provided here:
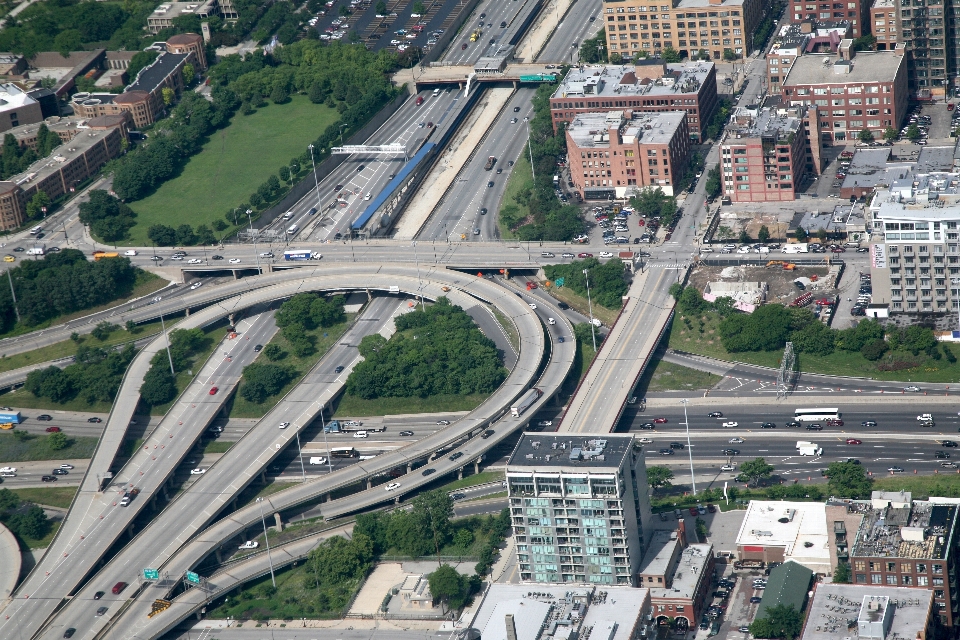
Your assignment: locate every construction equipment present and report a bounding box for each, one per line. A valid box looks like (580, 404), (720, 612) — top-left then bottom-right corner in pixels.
(147, 599), (172, 618)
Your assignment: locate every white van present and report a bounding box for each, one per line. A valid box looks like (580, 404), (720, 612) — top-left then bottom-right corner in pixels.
(309, 456), (328, 465)
(844, 241), (860, 249)
(123, 250), (138, 256)
(282, 211), (294, 220)
(432, 88), (440, 96)
(286, 224), (299, 235)
(353, 430), (368, 438)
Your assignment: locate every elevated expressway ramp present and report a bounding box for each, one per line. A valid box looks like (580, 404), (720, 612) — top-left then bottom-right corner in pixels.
(558, 267), (678, 434)
(7, 265), (571, 640)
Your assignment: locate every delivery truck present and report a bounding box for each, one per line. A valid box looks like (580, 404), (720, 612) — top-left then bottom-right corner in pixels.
(511, 387), (542, 417)
(796, 441), (822, 456)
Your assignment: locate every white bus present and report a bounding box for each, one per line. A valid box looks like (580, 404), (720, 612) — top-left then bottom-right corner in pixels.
(794, 407), (840, 422)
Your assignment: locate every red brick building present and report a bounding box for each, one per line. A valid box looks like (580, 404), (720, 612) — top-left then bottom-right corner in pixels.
(870, 0), (900, 50)
(638, 525), (715, 634)
(565, 110), (691, 200)
(788, 0), (870, 37)
(550, 61), (718, 141)
(780, 47), (908, 145)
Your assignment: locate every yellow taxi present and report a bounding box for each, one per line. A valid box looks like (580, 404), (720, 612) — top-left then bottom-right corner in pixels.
(3, 255), (14, 262)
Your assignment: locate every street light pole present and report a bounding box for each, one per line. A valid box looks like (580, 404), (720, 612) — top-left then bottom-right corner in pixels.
(319, 404), (333, 474)
(246, 209), (262, 275)
(152, 245), (175, 375)
(681, 399), (696, 496)
(308, 144), (323, 214)
(526, 121), (535, 182)
(4, 268), (19, 324)
(582, 268), (597, 351)
(256, 497), (277, 587)
(296, 429), (306, 483)
(413, 241), (425, 310)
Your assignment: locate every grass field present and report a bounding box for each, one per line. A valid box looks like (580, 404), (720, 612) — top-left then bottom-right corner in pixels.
(0, 432), (98, 462)
(10, 487), (77, 509)
(669, 311), (960, 383)
(228, 315), (355, 419)
(489, 305), (519, 352)
(637, 359), (722, 393)
(441, 470), (504, 492)
(498, 152), (533, 239)
(125, 97), (340, 245)
(203, 440), (234, 454)
(334, 393), (488, 417)
(0, 318), (166, 374)
(546, 286), (620, 326)
(873, 474), (960, 498)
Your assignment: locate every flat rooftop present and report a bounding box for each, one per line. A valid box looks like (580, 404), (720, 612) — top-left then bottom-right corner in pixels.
(650, 543), (712, 601)
(568, 110), (686, 148)
(0, 83), (35, 112)
(721, 106), (803, 141)
(507, 434), (634, 470)
(11, 126), (117, 188)
(127, 52), (188, 94)
(801, 584), (932, 640)
(769, 21), (849, 53)
(782, 51), (904, 86)
(553, 61), (713, 100)
(736, 501), (830, 570)
(852, 499), (956, 559)
(471, 585), (650, 640)
(638, 530), (681, 577)
(872, 0), (897, 7)
(675, 0), (744, 7)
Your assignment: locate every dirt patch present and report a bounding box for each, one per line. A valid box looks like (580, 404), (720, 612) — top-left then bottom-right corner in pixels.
(687, 262), (837, 304)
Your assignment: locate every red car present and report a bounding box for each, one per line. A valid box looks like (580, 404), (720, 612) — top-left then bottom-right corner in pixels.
(827, 419), (844, 426)
(45, 426), (61, 433)
(653, 417), (668, 424)
(577, 252), (593, 258)
(689, 507), (699, 516)
(209, 386), (219, 395)
(707, 504), (717, 513)
(846, 438), (862, 445)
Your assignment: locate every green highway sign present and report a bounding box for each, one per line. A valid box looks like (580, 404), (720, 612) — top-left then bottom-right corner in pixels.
(143, 569), (159, 580)
(185, 571), (200, 585)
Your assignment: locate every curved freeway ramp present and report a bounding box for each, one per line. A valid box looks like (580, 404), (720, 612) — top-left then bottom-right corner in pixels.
(0, 521), (20, 601)
(7, 265), (556, 640)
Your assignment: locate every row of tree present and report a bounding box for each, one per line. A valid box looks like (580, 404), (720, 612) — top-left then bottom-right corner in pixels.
(499, 81), (584, 241)
(544, 257), (629, 309)
(25, 343), (136, 405)
(0, 127), (60, 183)
(138, 328), (211, 406)
(78, 190), (137, 243)
(0, 250), (139, 333)
(345, 298), (508, 400)
(0, 488), (50, 540)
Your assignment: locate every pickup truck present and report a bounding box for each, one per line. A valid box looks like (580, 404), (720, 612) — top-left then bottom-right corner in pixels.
(484, 156), (496, 170)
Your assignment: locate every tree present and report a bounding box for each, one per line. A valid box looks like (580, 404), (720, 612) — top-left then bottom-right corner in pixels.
(428, 564), (467, 612)
(412, 0), (426, 13)
(858, 128), (875, 143)
(175, 224), (196, 246)
(161, 87), (175, 106)
(794, 225), (808, 242)
(883, 127), (898, 142)
(647, 465), (674, 489)
(826, 461), (873, 498)
(375, 0), (387, 13)
(25, 191), (51, 221)
(140, 366), (177, 405)
(182, 62), (195, 83)
(738, 457), (774, 487)
(739, 229), (750, 244)
(278, 166), (290, 183)
(47, 431), (68, 450)
(454, 529), (474, 558)
(695, 517), (708, 541)
(723, 48), (736, 61)
(91, 321), (118, 341)
(0, 488), (19, 513)
(860, 338), (888, 361)
(148, 224), (177, 246)
(757, 225), (770, 243)
(263, 343), (285, 361)
(661, 46), (681, 63)
(125, 320), (139, 334)
(705, 164), (722, 198)
(270, 84), (289, 104)
(5, 504), (49, 539)
(679, 286), (705, 315)
(833, 562), (851, 583)
(239, 363), (294, 403)
(54, 29), (82, 56)
(906, 123), (921, 142)
(750, 604), (804, 639)
(817, 227), (829, 244)
(851, 33), (876, 52)
(669, 282), (684, 301)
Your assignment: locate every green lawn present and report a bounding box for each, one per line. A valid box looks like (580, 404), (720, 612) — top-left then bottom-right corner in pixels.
(546, 286), (620, 326)
(490, 304), (519, 352)
(203, 439), (234, 454)
(10, 487), (77, 509)
(441, 470), (504, 492)
(334, 393), (488, 417)
(125, 96), (340, 245)
(873, 474), (960, 498)
(498, 151), (533, 239)
(637, 359), (722, 393)
(0, 319), (166, 374)
(228, 315), (355, 419)
(669, 311), (960, 382)
(0, 432), (97, 462)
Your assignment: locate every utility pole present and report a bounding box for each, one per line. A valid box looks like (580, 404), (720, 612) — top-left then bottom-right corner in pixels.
(582, 269), (597, 351)
(308, 144), (323, 214)
(4, 269), (19, 324)
(681, 399), (696, 496)
(256, 497), (276, 587)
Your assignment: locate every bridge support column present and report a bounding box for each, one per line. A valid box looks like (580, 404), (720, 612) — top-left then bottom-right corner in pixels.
(367, 478), (373, 490)
(260, 471), (266, 485)
(274, 513), (283, 532)
(228, 313), (235, 327)
(127, 524), (135, 539)
(366, 288), (372, 302)
(233, 269), (239, 280)
(458, 467), (463, 480)
(161, 484), (169, 501)
(513, 80), (518, 89)
(231, 497), (238, 511)
(395, 496), (401, 504)
(196, 611), (203, 620)
(215, 548), (222, 564)
(324, 492), (331, 502)
(474, 459), (480, 474)
(407, 463), (412, 473)
(185, 307), (190, 317)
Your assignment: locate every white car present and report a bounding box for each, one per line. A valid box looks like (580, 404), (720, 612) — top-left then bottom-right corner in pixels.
(190, 282), (202, 290)
(59, 464), (75, 469)
(353, 431), (368, 438)
(721, 464), (737, 472)
(187, 258), (202, 264)
(239, 541), (259, 549)
(599, 251), (613, 258)
(123, 250), (137, 256)
(279, 422), (290, 429)
(548, 317), (556, 325)
(0, 466), (16, 473)
(529, 303), (537, 309)
(736, 247), (750, 254)
(638, 437), (653, 444)
(728, 437), (744, 444)
(190, 468), (206, 475)
(385, 482), (401, 491)
(722, 421), (739, 428)
(229, 258), (241, 264)
(917, 414), (934, 421)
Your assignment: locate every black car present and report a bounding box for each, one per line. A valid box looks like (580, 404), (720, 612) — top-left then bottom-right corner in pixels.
(13, 247), (23, 252)
(481, 429), (495, 439)
(37, 414), (52, 421)
(357, 164), (365, 172)
(722, 448), (740, 455)
(943, 441), (959, 448)
(309, 207), (317, 215)
(399, 430), (414, 436)
(334, 365), (345, 373)
(41, 475), (56, 482)
(785, 421), (800, 428)
(480, 207), (488, 215)
(211, 255), (224, 260)
(707, 412), (723, 418)
(449, 452), (464, 461)
(422, 468), (436, 476)
(514, 106), (521, 112)
(638, 423), (655, 430)
(87, 417), (102, 423)
(861, 420), (877, 427)
(761, 422), (776, 429)
(94, 591), (104, 600)
(806, 423), (823, 431)
(487, 181), (494, 187)
(658, 448), (674, 455)
(557, 302), (569, 310)
(96, 606), (108, 616)
(670, 442), (685, 449)
(254, 344), (263, 352)
(63, 629), (76, 638)
(52, 468), (69, 475)
(936, 451), (951, 459)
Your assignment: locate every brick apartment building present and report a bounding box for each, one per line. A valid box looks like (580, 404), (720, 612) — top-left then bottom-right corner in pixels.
(765, 20), (850, 94)
(565, 110), (691, 199)
(601, 0), (761, 62)
(870, 0), (899, 51)
(787, 0), (869, 37)
(781, 46), (908, 145)
(550, 61), (718, 140)
(638, 524), (715, 633)
(720, 105), (821, 202)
